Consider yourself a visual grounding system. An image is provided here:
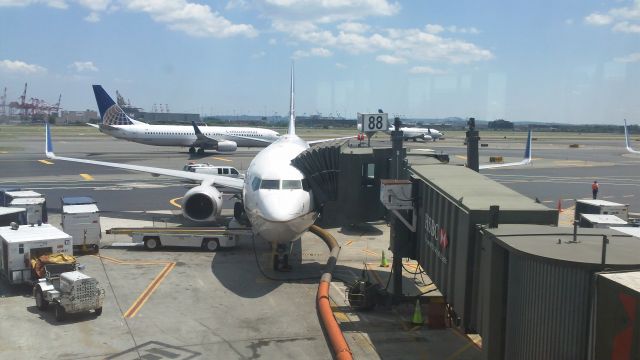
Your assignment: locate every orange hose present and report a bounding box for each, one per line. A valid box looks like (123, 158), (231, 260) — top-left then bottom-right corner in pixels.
(317, 280), (352, 360)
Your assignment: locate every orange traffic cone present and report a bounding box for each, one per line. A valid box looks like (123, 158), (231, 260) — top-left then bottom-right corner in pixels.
(557, 199), (563, 213)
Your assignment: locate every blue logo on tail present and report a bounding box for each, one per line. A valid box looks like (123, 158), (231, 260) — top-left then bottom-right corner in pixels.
(92, 85), (133, 125)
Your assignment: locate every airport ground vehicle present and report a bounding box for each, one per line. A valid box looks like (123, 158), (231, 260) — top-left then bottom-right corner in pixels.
(575, 199), (630, 221)
(61, 197), (101, 252)
(33, 258), (105, 322)
(182, 163), (242, 178)
(0, 223), (72, 285)
(0, 207), (27, 226)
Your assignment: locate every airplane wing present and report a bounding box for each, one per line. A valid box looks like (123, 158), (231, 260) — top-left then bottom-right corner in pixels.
(86, 123), (99, 129)
(308, 136), (357, 145)
(45, 124), (245, 190)
(479, 129), (532, 170)
(191, 121), (273, 147)
(624, 120), (640, 154)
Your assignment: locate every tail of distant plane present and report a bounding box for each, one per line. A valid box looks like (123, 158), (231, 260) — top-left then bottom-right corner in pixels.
(92, 85), (144, 126)
(479, 129), (532, 169)
(288, 63), (296, 136)
(523, 128), (532, 162)
(624, 119), (640, 154)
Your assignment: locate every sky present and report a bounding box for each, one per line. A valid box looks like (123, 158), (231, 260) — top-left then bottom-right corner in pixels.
(0, 0), (639, 124)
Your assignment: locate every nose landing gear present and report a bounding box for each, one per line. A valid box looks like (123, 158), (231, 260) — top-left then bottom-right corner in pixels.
(272, 243), (292, 272)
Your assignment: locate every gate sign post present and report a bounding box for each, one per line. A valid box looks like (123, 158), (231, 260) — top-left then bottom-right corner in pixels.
(359, 113), (389, 147)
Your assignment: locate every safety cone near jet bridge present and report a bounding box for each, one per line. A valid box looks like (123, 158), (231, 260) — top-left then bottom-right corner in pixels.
(411, 298), (424, 326)
(557, 199), (563, 213)
(380, 251), (389, 267)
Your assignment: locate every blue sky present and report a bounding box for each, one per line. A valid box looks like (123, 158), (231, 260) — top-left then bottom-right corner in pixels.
(1, 0), (639, 124)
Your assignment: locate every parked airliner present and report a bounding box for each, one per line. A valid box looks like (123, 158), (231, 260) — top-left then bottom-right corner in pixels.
(46, 67), (352, 270)
(479, 129), (533, 169)
(388, 126), (444, 141)
(624, 119), (640, 154)
(88, 85), (279, 154)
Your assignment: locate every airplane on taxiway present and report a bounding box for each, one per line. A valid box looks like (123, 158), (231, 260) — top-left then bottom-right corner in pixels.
(46, 66), (353, 271)
(88, 85), (280, 155)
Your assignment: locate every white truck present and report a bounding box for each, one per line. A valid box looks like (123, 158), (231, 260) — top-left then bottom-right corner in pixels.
(33, 261), (105, 321)
(0, 223), (72, 285)
(61, 197), (101, 253)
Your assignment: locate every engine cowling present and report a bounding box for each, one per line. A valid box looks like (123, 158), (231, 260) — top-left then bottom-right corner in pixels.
(182, 185), (223, 223)
(216, 140), (237, 153)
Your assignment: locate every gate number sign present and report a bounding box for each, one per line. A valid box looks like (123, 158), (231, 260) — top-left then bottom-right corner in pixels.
(360, 113), (389, 133)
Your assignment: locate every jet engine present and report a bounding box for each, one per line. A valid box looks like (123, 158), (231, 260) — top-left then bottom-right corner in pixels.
(216, 140), (237, 153)
(182, 184), (223, 223)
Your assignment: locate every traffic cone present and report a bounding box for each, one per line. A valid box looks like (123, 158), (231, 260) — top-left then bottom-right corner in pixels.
(557, 199), (563, 213)
(380, 251), (389, 267)
(411, 298), (423, 325)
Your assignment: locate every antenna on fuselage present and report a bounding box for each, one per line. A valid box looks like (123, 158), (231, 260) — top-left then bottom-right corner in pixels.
(288, 62), (296, 136)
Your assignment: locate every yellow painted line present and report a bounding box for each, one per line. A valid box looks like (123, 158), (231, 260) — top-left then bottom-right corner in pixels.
(456, 155), (467, 160)
(124, 262), (176, 319)
(79, 173), (94, 181)
(344, 240), (353, 247)
(331, 306), (350, 322)
(0, 151), (8, 154)
(91, 255), (169, 265)
(38, 160), (54, 165)
(211, 156), (232, 162)
(169, 196), (183, 209)
(361, 249), (378, 257)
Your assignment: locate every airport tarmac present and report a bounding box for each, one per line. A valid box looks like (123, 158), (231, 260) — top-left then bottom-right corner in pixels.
(1, 126), (639, 359)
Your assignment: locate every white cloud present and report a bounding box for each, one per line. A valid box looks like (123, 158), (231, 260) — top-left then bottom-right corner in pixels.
(292, 47), (332, 59)
(425, 24), (444, 34)
(76, 0), (109, 11)
(409, 66), (445, 75)
(225, 0), (248, 10)
(122, 0), (257, 38)
(260, 0), (400, 23)
(84, 11), (100, 22)
(0, 59), (46, 74)
(446, 25), (479, 34)
(0, 0), (67, 8)
(613, 21), (640, 33)
(71, 61), (98, 72)
(376, 54), (406, 64)
(337, 22), (370, 33)
(615, 52), (640, 63)
(585, 2), (640, 33)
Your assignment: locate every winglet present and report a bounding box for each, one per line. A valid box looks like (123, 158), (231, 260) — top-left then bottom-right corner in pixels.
(45, 123), (54, 158)
(624, 119), (640, 154)
(288, 63), (296, 136)
(524, 129), (532, 163)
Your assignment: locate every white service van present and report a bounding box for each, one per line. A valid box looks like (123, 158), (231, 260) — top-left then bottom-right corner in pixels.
(183, 163), (242, 178)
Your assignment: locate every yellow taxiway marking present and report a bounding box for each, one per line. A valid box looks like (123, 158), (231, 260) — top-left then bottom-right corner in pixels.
(211, 156), (232, 162)
(169, 196), (183, 209)
(344, 240), (353, 247)
(455, 155), (467, 160)
(38, 160), (54, 165)
(361, 249), (378, 257)
(79, 173), (94, 181)
(92, 255), (176, 319)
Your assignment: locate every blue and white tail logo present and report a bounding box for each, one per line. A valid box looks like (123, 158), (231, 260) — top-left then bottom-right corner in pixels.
(92, 85), (134, 126)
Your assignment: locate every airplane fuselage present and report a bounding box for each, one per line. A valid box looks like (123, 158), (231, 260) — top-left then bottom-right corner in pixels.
(242, 134), (316, 244)
(100, 124), (279, 148)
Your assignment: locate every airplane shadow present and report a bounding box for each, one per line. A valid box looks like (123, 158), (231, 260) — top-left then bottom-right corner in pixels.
(338, 223), (384, 236)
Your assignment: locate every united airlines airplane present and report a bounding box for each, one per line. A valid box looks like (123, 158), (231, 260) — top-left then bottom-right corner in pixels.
(88, 85), (280, 154)
(623, 119), (640, 154)
(46, 67), (352, 270)
(479, 129), (533, 169)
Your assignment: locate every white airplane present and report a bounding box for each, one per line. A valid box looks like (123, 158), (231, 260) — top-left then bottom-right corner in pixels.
(624, 119), (640, 154)
(88, 85), (280, 154)
(391, 126), (444, 141)
(46, 67), (352, 270)
(479, 129), (532, 169)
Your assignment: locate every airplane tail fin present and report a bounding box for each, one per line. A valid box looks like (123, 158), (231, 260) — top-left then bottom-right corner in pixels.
(524, 129), (532, 163)
(625, 119), (631, 150)
(288, 63), (296, 136)
(45, 123), (54, 158)
(92, 85), (139, 126)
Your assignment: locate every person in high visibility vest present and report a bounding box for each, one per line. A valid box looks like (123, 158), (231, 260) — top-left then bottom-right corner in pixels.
(592, 181), (599, 199)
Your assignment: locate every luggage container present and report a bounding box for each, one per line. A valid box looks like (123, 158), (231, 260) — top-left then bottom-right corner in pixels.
(591, 271), (640, 360)
(0, 207), (27, 226)
(575, 199), (629, 221)
(9, 197), (46, 225)
(0, 223), (73, 285)
(410, 164), (558, 332)
(0, 187), (21, 207)
(478, 225), (640, 360)
(62, 204), (101, 252)
(579, 214), (628, 228)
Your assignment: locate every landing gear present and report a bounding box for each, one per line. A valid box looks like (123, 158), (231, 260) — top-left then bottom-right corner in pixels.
(189, 147), (196, 154)
(197, 148), (205, 155)
(233, 202), (249, 225)
(271, 243), (292, 272)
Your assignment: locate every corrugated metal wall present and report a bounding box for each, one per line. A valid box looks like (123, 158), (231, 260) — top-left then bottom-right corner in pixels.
(504, 254), (592, 360)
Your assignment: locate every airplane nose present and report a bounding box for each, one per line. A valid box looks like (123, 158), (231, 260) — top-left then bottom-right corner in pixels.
(259, 200), (302, 222)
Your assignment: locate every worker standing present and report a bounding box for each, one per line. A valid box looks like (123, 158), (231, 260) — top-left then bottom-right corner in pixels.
(592, 181), (599, 199)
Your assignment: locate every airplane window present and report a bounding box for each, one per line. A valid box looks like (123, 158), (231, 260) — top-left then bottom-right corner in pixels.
(251, 177), (261, 191)
(260, 179), (280, 190)
(282, 180), (302, 190)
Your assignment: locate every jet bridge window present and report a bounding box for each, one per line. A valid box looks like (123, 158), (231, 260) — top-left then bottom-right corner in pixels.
(362, 163), (376, 187)
(260, 179), (280, 190)
(282, 180), (302, 190)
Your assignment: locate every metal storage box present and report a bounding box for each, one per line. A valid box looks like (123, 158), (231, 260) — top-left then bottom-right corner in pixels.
(479, 225), (640, 360)
(0, 207), (27, 226)
(410, 164), (558, 332)
(575, 199), (629, 221)
(579, 214), (628, 228)
(591, 271), (640, 360)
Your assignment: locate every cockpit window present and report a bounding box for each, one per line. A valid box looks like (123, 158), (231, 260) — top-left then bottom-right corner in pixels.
(251, 177), (261, 191)
(260, 179), (280, 190)
(282, 180), (302, 190)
